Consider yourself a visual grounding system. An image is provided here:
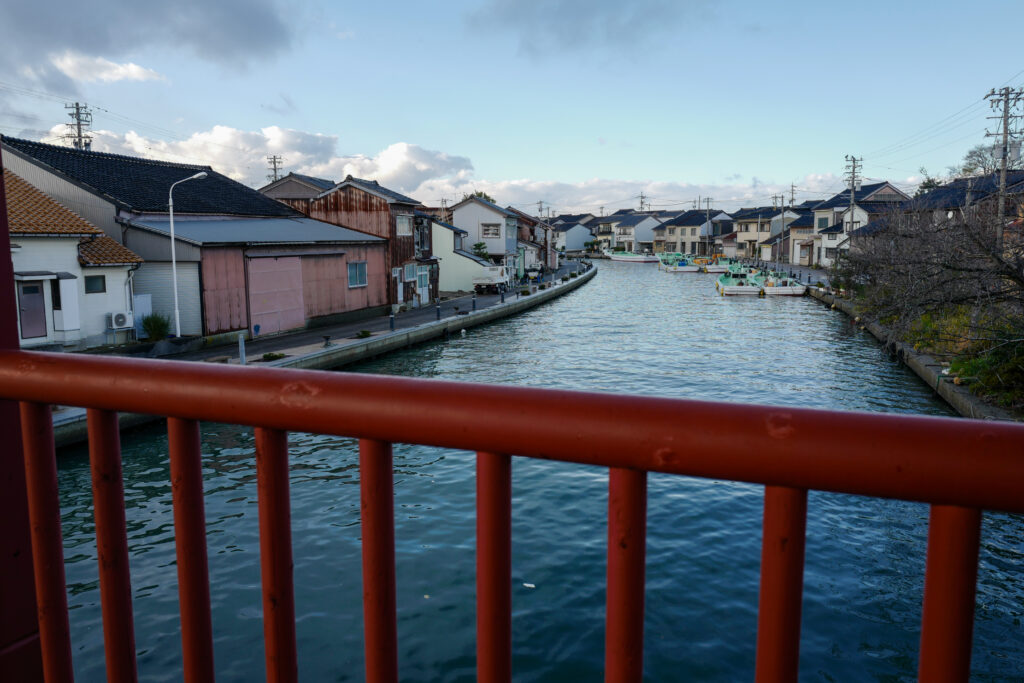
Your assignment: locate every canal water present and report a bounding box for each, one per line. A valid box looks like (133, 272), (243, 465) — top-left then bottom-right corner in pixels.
(56, 262), (1022, 681)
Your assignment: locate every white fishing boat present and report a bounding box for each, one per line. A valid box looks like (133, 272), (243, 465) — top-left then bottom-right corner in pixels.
(664, 257), (703, 273)
(759, 271), (807, 296)
(715, 269), (762, 295)
(608, 251), (659, 263)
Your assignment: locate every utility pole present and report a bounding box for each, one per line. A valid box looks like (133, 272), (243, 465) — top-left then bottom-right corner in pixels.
(638, 192), (647, 212)
(266, 155), (283, 182)
(63, 102), (93, 150)
(844, 155), (863, 228)
(704, 197), (713, 256)
(599, 206), (604, 216)
(790, 182), (796, 206)
(537, 200), (545, 217)
(772, 193), (787, 265)
(985, 86), (1024, 251)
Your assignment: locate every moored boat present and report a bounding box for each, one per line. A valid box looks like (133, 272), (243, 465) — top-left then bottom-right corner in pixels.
(759, 271), (807, 296)
(663, 257), (703, 273)
(608, 251), (659, 263)
(715, 269), (762, 295)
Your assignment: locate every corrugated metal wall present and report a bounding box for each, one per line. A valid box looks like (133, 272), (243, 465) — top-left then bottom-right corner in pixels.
(201, 248), (247, 334)
(132, 262), (203, 336)
(248, 257), (304, 336)
(301, 255), (347, 318)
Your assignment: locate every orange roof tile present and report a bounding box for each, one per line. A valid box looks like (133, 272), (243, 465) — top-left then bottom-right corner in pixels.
(77, 235), (143, 266)
(4, 168), (104, 236)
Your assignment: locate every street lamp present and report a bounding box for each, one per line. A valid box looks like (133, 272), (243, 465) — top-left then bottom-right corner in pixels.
(168, 171), (207, 337)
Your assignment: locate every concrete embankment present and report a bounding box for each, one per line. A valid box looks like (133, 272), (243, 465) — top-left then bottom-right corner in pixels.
(53, 266), (598, 447)
(808, 288), (1017, 422)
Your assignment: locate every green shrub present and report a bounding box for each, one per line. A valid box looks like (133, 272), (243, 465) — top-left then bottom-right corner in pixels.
(520, 288), (530, 296)
(262, 352), (286, 361)
(141, 313), (170, 341)
(539, 283), (547, 290)
(561, 276), (569, 282)
(356, 330), (372, 339)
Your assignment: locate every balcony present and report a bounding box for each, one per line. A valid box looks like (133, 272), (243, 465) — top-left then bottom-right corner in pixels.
(0, 350), (1022, 682)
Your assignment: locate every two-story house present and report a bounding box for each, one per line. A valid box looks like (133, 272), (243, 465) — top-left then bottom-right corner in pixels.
(812, 181), (909, 267)
(658, 210), (711, 254)
(268, 174), (439, 309)
(450, 195), (519, 286)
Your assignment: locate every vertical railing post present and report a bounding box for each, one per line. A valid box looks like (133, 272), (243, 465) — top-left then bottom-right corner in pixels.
(87, 408), (138, 683)
(167, 418), (215, 683)
(20, 402), (73, 682)
(605, 467), (647, 683)
(476, 452), (511, 683)
(0, 147), (44, 680)
(755, 485), (808, 682)
(254, 428), (297, 683)
(918, 505), (982, 682)
(359, 439), (398, 683)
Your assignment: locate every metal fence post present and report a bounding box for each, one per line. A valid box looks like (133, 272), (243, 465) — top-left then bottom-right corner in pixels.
(238, 332), (246, 365)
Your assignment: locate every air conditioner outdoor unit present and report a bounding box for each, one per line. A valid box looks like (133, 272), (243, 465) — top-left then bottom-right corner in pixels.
(107, 310), (134, 330)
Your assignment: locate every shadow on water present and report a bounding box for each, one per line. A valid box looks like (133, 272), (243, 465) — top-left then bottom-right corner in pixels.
(56, 262), (1021, 681)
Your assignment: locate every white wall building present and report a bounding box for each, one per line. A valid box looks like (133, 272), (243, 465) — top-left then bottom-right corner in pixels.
(429, 216), (502, 292)
(6, 169), (142, 349)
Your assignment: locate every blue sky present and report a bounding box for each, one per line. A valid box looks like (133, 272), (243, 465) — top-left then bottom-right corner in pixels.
(1, 0), (1022, 213)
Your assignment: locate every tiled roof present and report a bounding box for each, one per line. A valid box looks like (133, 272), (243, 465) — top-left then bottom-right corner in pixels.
(730, 206), (777, 221)
(604, 213), (655, 227)
(4, 169), (103, 235)
(662, 209), (712, 227)
(788, 213), (814, 228)
(289, 172), (335, 190)
(339, 175), (421, 205)
(905, 171), (1024, 210)
(452, 194), (515, 216)
(815, 181), (907, 210)
(819, 223), (845, 234)
(2, 136), (296, 217)
(78, 235), (143, 266)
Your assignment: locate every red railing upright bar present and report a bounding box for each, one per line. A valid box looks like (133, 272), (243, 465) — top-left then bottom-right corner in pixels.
(86, 408), (137, 683)
(755, 486), (808, 682)
(605, 467), (647, 683)
(918, 505), (982, 681)
(166, 418), (215, 683)
(254, 428), (298, 683)
(359, 439), (398, 683)
(476, 451), (512, 683)
(19, 402), (73, 683)
(2, 352), (1021, 515)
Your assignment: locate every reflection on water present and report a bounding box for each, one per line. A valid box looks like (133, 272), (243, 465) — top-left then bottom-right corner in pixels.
(57, 262), (1022, 681)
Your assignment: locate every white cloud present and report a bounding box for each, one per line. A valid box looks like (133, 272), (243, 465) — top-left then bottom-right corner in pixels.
(51, 51), (164, 83)
(40, 124), (869, 214)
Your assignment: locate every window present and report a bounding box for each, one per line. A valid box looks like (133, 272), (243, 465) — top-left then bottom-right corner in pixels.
(481, 223), (501, 238)
(404, 263), (416, 281)
(417, 265), (429, 289)
(827, 233), (836, 241)
(668, 228), (675, 235)
(817, 217), (828, 229)
(396, 215), (413, 236)
(84, 275), (106, 293)
(50, 280), (62, 310)
(348, 262), (367, 288)
(690, 228), (697, 236)
(825, 248), (837, 259)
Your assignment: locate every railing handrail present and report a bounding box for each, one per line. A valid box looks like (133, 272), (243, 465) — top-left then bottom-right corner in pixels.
(2, 349), (1023, 513)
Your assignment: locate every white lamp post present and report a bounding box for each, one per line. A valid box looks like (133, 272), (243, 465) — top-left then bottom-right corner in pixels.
(168, 171), (207, 337)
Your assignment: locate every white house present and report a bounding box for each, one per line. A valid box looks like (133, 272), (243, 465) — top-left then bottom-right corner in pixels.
(810, 181), (909, 267)
(450, 196), (519, 284)
(427, 213), (503, 292)
(554, 222), (594, 251)
(6, 169), (143, 349)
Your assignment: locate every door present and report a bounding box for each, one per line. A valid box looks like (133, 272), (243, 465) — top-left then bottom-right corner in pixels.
(18, 281), (47, 339)
(417, 266), (430, 305)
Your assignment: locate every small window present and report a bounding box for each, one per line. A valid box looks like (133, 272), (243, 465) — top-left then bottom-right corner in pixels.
(348, 262), (367, 288)
(668, 228), (675, 235)
(50, 280), (62, 310)
(85, 275), (106, 293)
(404, 263), (416, 281)
(817, 217), (828, 229)
(481, 223), (501, 238)
(396, 215), (413, 236)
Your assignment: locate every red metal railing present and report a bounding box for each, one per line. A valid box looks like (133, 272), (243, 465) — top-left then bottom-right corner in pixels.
(2, 350), (1023, 682)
